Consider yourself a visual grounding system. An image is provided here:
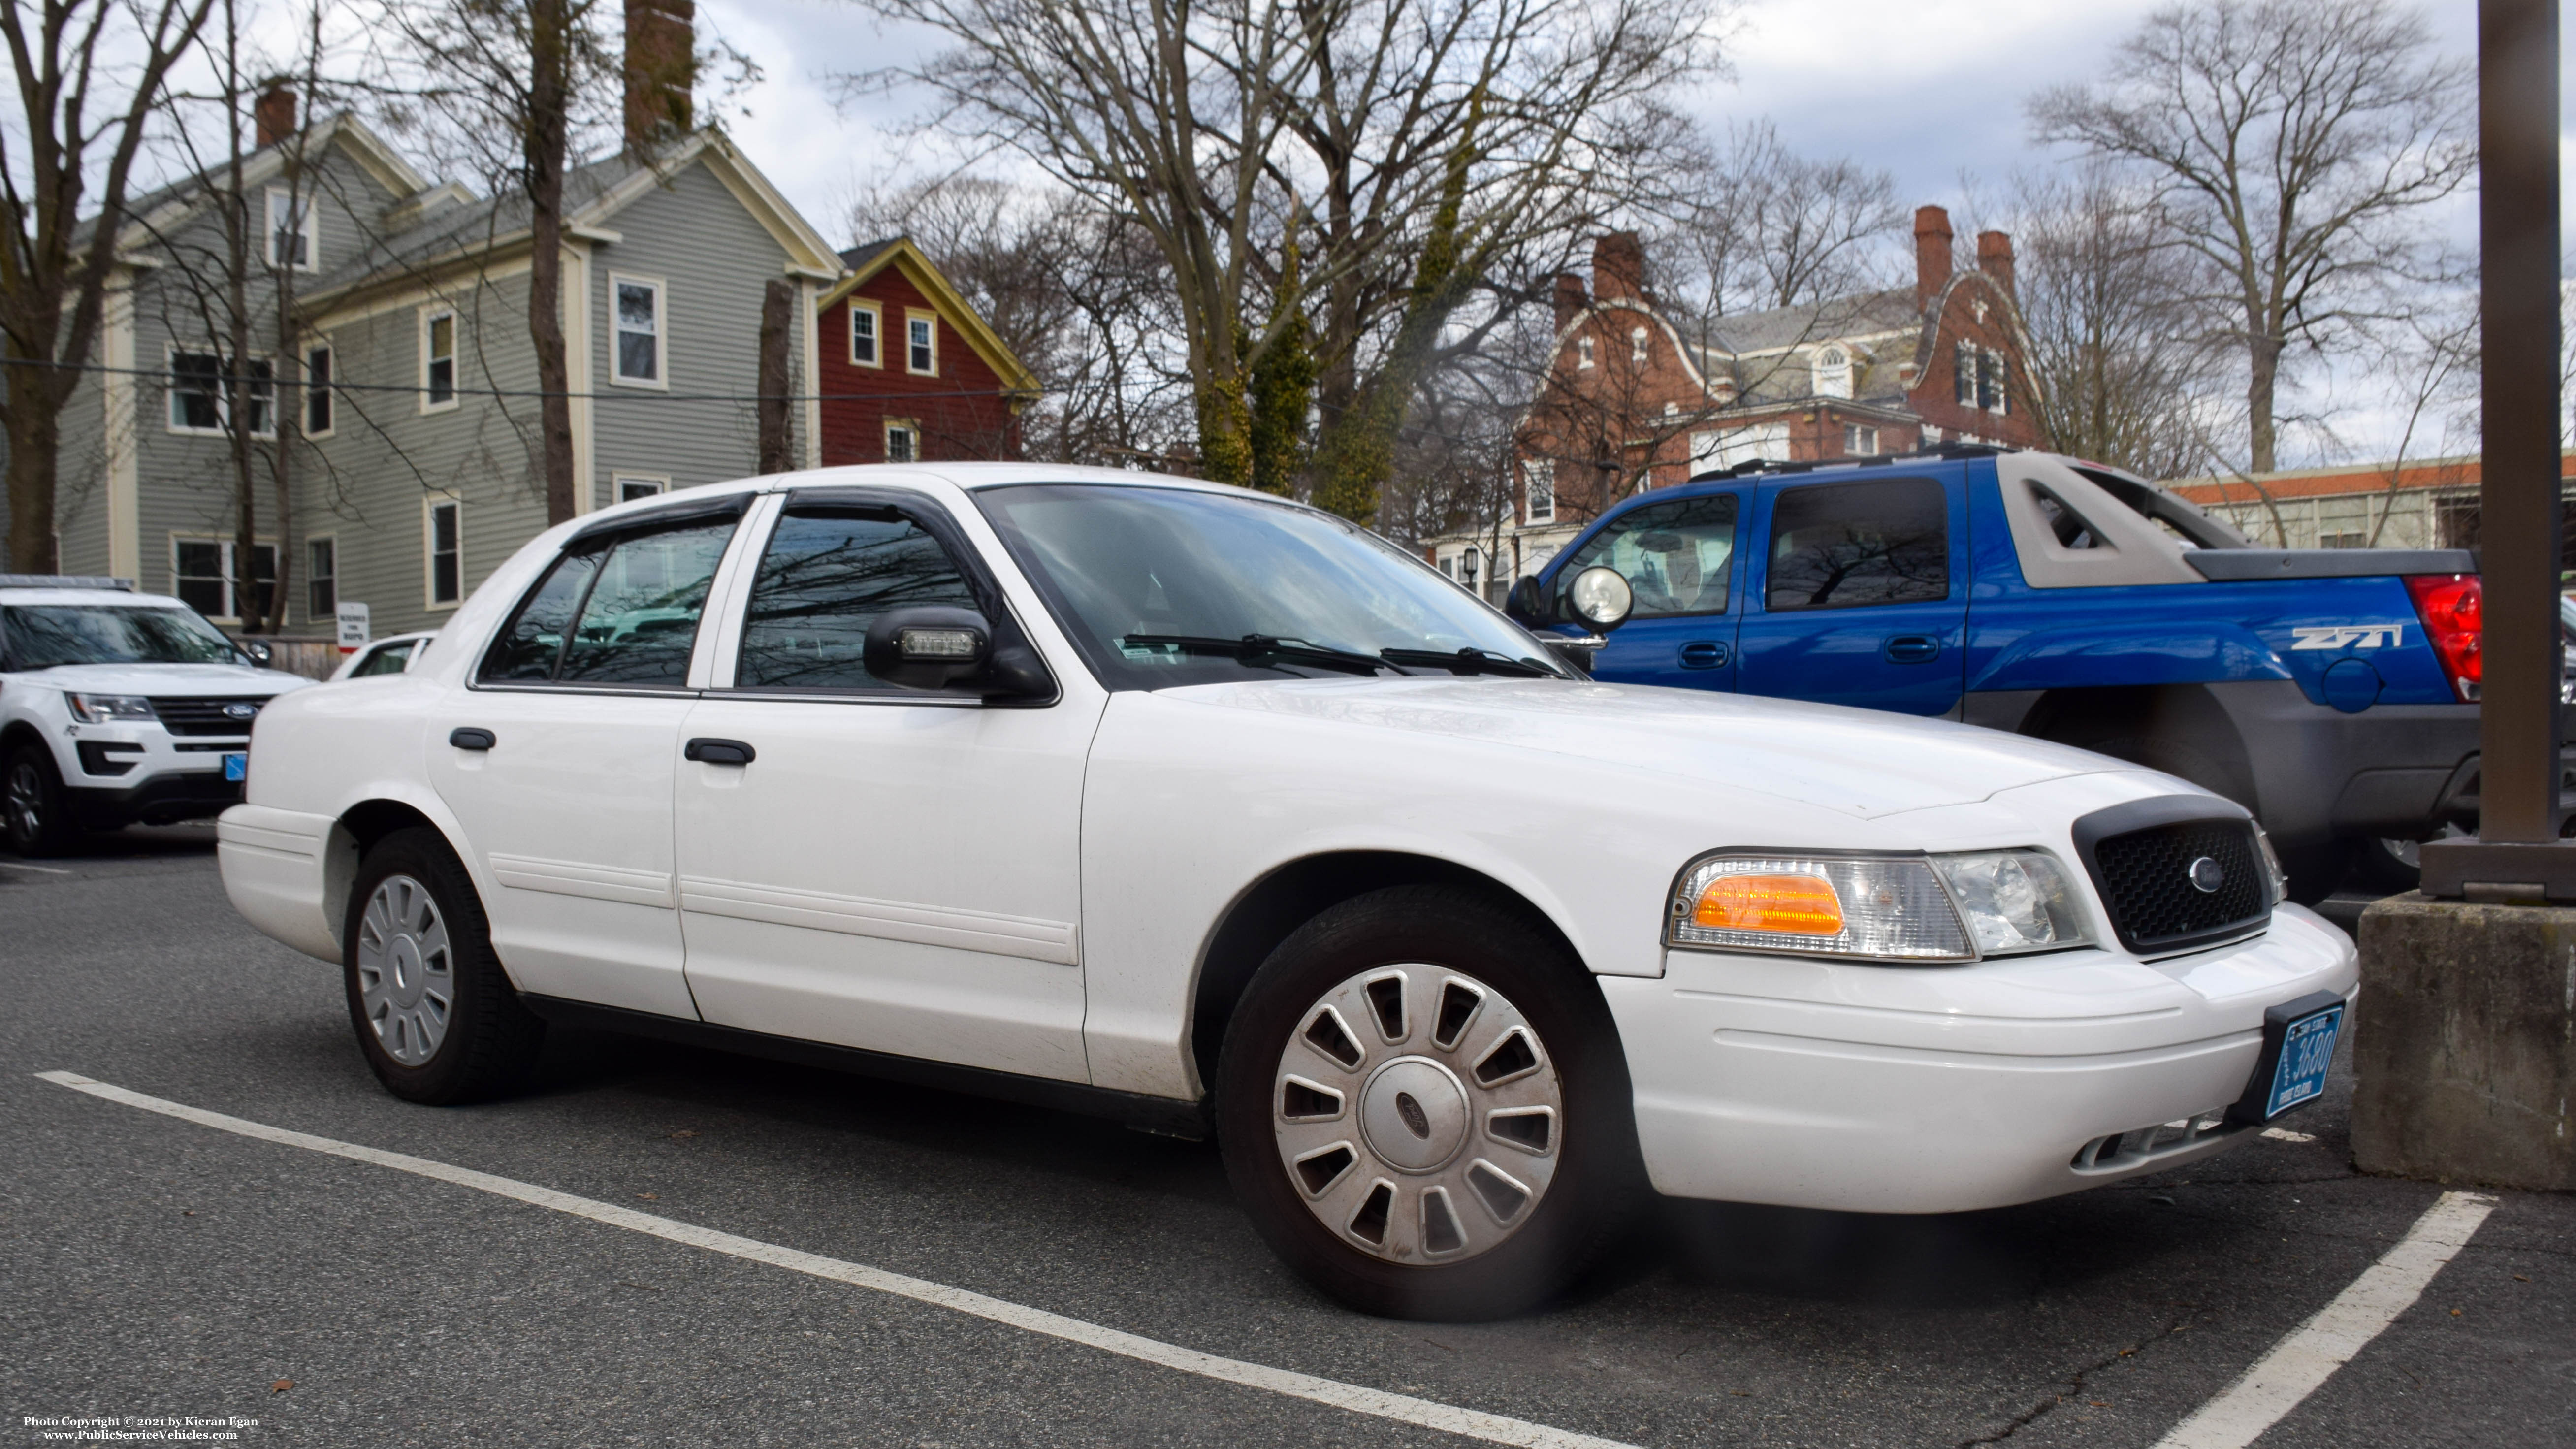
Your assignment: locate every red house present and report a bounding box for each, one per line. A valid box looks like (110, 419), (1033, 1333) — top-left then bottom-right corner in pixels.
(813, 237), (1039, 465)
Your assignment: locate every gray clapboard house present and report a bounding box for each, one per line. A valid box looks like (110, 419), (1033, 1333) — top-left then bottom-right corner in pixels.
(53, 95), (841, 641)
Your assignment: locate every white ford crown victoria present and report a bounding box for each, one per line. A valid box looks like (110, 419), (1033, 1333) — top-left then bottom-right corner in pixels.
(218, 465), (2356, 1319)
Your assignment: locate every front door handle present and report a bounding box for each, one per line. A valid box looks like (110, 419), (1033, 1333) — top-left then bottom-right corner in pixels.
(684, 737), (757, 766)
(1882, 635), (1942, 665)
(1677, 640), (1731, 670)
(448, 727), (496, 751)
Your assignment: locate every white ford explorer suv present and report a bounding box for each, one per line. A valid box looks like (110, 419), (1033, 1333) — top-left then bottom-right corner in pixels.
(2, 576), (312, 855)
(216, 467), (2357, 1320)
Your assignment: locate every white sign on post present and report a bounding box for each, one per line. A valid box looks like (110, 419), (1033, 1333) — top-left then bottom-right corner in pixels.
(335, 602), (371, 653)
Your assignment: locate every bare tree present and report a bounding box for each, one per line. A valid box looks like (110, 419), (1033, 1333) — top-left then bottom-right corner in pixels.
(2, 0), (218, 571)
(1656, 120), (1904, 319)
(2029, 0), (2473, 474)
(840, 0), (1720, 519)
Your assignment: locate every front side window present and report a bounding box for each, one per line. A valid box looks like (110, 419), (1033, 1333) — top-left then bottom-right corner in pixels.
(2, 604), (241, 667)
(907, 314), (935, 374)
(735, 507), (981, 691)
(849, 302), (880, 366)
(266, 188), (315, 270)
(1525, 459), (1555, 525)
(423, 312), (456, 408)
(173, 539), (276, 620)
(307, 537), (336, 619)
(1556, 493), (1738, 618)
(427, 501), (462, 606)
(305, 345), (333, 435)
(481, 518), (736, 686)
(975, 483), (1566, 690)
(1764, 477), (1950, 612)
(615, 278), (663, 384)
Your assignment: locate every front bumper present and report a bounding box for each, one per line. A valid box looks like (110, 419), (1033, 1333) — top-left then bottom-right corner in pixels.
(58, 720), (251, 828)
(1604, 905), (2357, 1213)
(66, 769), (244, 828)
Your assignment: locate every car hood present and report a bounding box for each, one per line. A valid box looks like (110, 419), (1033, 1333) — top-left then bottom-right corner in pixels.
(1162, 676), (2124, 819)
(3, 662), (314, 696)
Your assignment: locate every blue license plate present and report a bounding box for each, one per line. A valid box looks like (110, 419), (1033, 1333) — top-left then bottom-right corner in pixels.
(2264, 1003), (2343, 1117)
(223, 752), (247, 782)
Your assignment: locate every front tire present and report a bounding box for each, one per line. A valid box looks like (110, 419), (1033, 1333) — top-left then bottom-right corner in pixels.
(343, 827), (544, 1104)
(4, 744), (82, 857)
(1217, 885), (1644, 1320)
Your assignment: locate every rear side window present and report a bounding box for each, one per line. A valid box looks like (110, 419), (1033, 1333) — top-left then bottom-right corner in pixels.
(1764, 478), (1949, 612)
(733, 507), (980, 691)
(351, 641), (417, 676)
(1555, 494), (1738, 618)
(480, 519), (736, 686)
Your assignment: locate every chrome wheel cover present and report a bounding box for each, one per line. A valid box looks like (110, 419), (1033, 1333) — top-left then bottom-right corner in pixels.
(356, 875), (454, 1066)
(1273, 966), (1564, 1265)
(5, 760), (42, 842)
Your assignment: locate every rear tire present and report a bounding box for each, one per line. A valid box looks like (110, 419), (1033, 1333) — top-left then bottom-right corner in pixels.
(343, 827), (544, 1104)
(2346, 835), (2424, 895)
(4, 744), (82, 857)
(1216, 885), (1645, 1320)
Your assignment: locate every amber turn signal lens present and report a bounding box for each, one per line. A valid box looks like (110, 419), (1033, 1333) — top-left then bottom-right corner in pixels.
(1692, 873), (1845, 935)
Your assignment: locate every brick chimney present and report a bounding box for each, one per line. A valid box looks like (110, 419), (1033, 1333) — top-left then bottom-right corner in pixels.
(624, 0), (697, 150)
(1914, 205), (1954, 311)
(1592, 232), (1644, 303)
(1976, 230), (2016, 302)
(254, 86), (297, 148)
(1552, 272), (1589, 330)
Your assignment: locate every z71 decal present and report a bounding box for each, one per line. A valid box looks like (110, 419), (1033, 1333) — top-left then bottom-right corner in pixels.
(2290, 624), (2404, 650)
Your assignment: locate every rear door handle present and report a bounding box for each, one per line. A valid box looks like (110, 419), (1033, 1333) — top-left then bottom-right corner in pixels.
(1882, 635), (1942, 665)
(685, 737), (757, 766)
(448, 727), (495, 751)
(1677, 640), (1731, 670)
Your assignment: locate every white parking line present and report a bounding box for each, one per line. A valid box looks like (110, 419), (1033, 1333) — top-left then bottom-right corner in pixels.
(2152, 1190), (2496, 1449)
(34, 1071), (1634, 1449)
(2258, 1127), (2316, 1144)
(0, 860), (74, 874)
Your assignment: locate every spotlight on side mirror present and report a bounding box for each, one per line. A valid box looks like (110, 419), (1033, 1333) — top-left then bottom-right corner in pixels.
(1567, 566), (1635, 633)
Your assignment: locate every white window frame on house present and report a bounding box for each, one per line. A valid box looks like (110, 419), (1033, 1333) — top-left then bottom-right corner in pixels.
(170, 536), (278, 624)
(905, 310), (937, 376)
(1813, 345), (1854, 399)
(1438, 554), (1457, 580)
(884, 419), (920, 463)
(165, 346), (274, 438)
(613, 473), (670, 503)
(848, 299), (882, 367)
(1843, 423), (1879, 456)
(1981, 348), (2010, 414)
(264, 186), (317, 271)
(1524, 459), (1556, 525)
(1954, 341), (1976, 408)
(1692, 422), (1791, 474)
(424, 497), (463, 610)
(1577, 336), (1595, 370)
(303, 341), (334, 438)
(420, 307), (458, 413)
(306, 535), (337, 622)
(611, 274), (668, 388)
(1630, 326), (1649, 364)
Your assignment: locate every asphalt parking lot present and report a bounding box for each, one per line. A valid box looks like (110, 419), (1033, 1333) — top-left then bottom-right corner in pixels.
(4, 830), (2568, 1448)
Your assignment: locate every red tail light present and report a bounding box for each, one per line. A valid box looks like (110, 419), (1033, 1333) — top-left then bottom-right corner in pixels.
(2403, 573), (2481, 702)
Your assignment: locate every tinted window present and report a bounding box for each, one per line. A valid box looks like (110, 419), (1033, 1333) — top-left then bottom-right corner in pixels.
(1556, 494), (1737, 618)
(734, 508), (980, 690)
(479, 518), (735, 686)
(1764, 478), (1949, 611)
(350, 641), (416, 676)
(2, 605), (241, 667)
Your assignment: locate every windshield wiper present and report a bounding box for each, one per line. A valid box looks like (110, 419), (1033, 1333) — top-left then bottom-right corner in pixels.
(1378, 646), (1562, 679)
(1120, 633), (1391, 676)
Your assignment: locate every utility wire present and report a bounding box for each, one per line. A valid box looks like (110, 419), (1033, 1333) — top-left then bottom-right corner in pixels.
(0, 355), (1047, 405)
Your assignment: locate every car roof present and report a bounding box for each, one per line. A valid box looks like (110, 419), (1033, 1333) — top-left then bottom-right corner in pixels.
(0, 587), (196, 609)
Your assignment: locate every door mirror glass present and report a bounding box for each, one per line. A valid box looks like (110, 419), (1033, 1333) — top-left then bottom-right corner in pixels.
(1554, 493), (1738, 618)
(1567, 566), (1634, 632)
(1765, 477), (1949, 612)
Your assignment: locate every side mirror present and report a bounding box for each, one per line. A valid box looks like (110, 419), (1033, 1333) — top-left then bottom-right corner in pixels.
(239, 639), (274, 666)
(1566, 566), (1634, 633)
(864, 606), (993, 690)
(1504, 575), (1549, 626)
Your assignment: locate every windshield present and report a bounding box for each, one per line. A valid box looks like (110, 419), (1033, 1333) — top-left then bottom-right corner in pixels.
(973, 483), (1566, 689)
(3, 604), (243, 668)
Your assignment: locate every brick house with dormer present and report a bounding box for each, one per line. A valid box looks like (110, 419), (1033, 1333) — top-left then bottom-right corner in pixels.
(1428, 206), (2039, 595)
(813, 237), (1039, 466)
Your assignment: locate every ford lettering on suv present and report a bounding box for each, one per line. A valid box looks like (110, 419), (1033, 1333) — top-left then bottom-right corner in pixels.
(215, 467), (2357, 1320)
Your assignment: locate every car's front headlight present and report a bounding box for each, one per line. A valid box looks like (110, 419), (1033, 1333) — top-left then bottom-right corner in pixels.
(66, 693), (157, 723)
(1668, 849), (2094, 964)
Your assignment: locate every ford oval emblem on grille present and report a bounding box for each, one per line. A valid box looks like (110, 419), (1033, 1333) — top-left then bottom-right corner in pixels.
(223, 702), (258, 720)
(2188, 856), (2224, 894)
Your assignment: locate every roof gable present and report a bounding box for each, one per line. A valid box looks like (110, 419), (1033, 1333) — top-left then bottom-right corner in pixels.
(819, 237), (1038, 395)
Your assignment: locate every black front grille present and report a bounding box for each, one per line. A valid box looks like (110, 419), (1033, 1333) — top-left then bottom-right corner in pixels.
(147, 696), (264, 736)
(2085, 812), (2268, 953)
